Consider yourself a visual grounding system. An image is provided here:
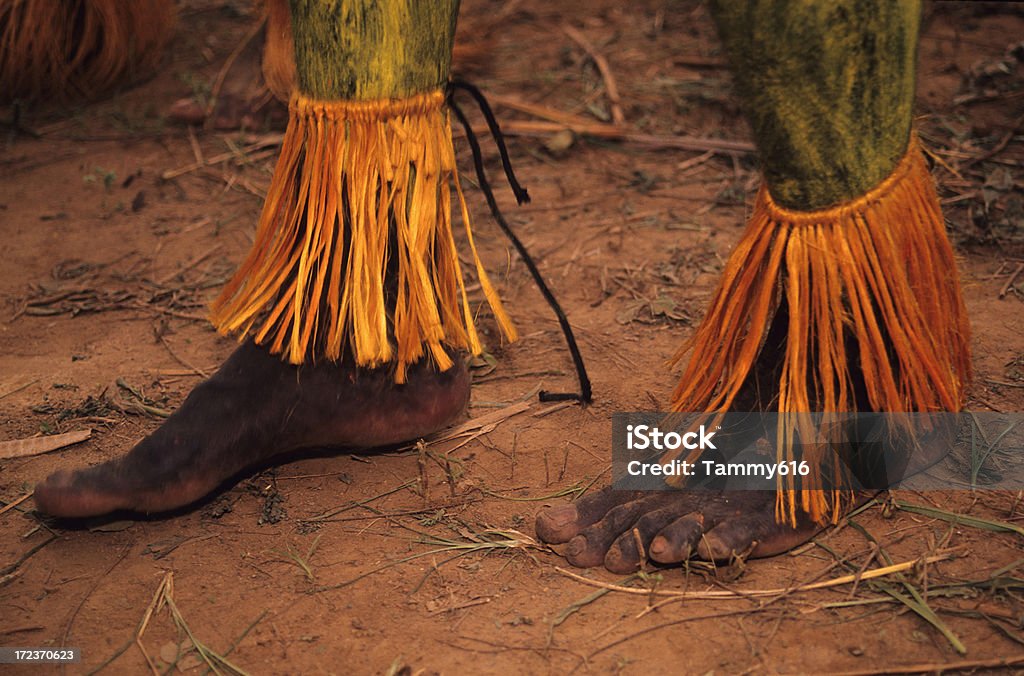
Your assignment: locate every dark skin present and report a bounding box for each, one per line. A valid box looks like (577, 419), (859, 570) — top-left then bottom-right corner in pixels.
(34, 302), (828, 574)
(33, 341), (470, 517)
(33, 339), (818, 570)
(536, 491), (819, 573)
(531, 297), (947, 573)
(536, 300), (837, 573)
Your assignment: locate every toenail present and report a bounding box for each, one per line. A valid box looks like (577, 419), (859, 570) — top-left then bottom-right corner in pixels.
(544, 507), (577, 527)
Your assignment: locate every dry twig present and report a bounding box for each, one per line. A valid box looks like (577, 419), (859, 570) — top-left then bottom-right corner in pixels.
(0, 429), (91, 460)
(553, 552), (953, 600)
(562, 24), (625, 125)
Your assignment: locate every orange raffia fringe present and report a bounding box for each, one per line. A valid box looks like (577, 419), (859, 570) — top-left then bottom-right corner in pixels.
(0, 0), (174, 103)
(210, 89), (517, 382)
(669, 137), (971, 526)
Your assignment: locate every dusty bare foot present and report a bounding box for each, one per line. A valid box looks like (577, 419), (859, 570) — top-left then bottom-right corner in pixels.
(535, 488), (822, 573)
(537, 300), (858, 573)
(33, 341), (469, 517)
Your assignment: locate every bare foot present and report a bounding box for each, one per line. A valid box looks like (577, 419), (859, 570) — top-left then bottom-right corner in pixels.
(536, 489), (821, 573)
(537, 300), (852, 573)
(33, 341), (469, 517)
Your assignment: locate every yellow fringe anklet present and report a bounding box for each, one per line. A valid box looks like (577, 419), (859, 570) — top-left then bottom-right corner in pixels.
(210, 90), (517, 383)
(669, 138), (972, 525)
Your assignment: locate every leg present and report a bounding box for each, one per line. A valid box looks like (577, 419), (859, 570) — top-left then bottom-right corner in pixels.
(537, 0), (970, 572)
(34, 0), (515, 518)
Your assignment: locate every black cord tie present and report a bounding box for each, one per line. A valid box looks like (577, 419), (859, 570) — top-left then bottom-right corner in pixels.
(447, 80), (592, 404)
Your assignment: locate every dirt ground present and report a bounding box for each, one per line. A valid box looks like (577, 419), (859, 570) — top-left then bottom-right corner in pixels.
(2, 1), (1023, 674)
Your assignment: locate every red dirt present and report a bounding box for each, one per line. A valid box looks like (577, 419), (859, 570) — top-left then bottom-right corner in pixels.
(2, 1), (1023, 673)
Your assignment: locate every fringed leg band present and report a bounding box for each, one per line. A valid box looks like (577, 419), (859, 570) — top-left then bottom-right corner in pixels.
(210, 90), (517, 382)
(669, 137), (972, 525)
